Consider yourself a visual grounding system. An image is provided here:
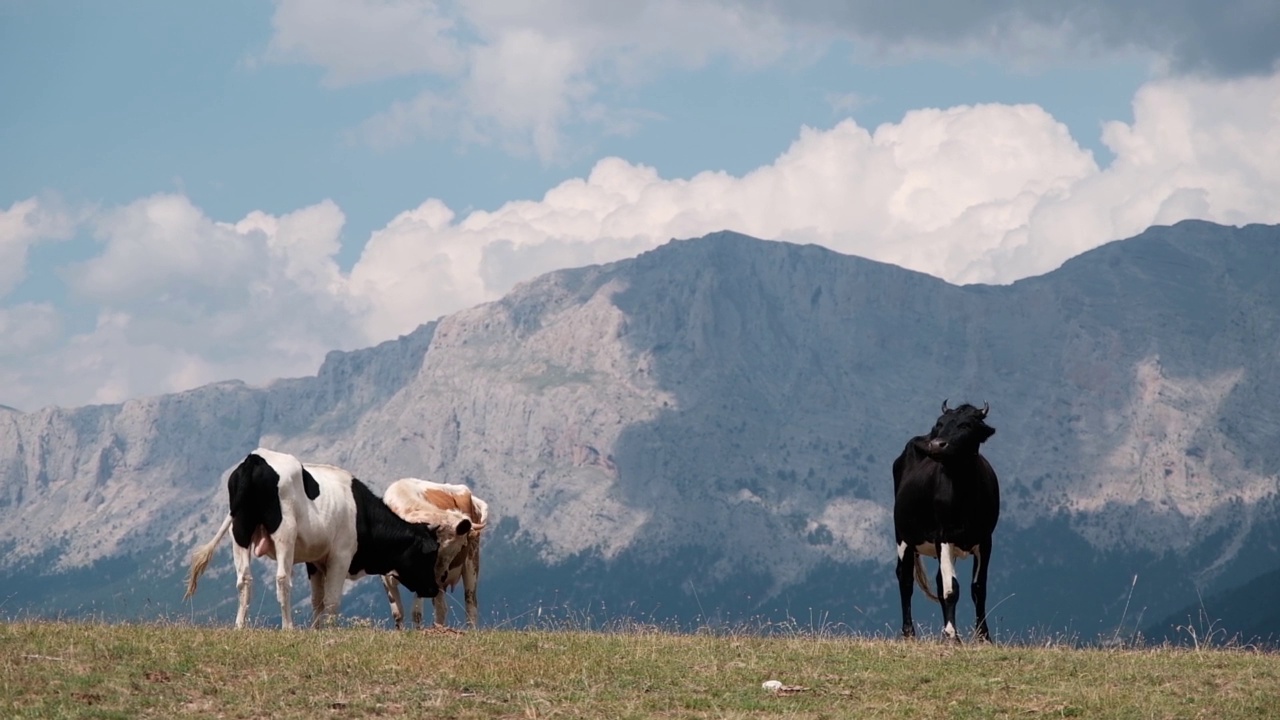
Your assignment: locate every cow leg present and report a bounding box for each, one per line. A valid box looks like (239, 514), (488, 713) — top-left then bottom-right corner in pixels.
(317, 555), (349, 627)
(937, 543), (961, 643)
(382, 575), (405, 630)
(463, 544), (480, 629)
(274, 539), (296, 630)
(895, 541), (916, 638)
(412, 594), (425, 628)
(232, 542), (253, 629)
(307, 563), (327, 628)
(972, 538), (993, 642)
(432, 590), (448, 627)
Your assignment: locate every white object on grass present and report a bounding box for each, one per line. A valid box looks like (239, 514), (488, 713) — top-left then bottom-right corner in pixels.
(762, 680), (783, 691)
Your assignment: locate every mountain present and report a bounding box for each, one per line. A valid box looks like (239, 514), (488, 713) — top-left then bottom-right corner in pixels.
(1143, 565), (1280, 647)
(1, 219), (1278, 643)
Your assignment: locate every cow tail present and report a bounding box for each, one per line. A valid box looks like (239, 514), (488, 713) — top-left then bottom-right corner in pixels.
(913, 553), (940, 603)
(185, 514), (233, 600)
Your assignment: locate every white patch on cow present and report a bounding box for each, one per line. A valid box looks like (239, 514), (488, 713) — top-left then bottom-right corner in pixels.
(896, 541), (907, 561)
(944, 621), (957, 639)
(940, 543), (957, 599)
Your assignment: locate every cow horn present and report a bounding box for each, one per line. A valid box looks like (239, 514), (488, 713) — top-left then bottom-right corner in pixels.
(940, 399), (950, 414)
(979, 401), (990, 418)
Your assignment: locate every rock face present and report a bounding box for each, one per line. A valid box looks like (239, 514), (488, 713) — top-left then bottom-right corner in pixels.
(1, 219), (1278, 641)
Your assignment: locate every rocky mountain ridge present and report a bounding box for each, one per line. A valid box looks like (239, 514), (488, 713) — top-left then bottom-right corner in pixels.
(1, 219), (1277, 641)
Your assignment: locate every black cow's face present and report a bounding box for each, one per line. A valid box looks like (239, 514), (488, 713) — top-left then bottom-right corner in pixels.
(922, 400), (995, 459)
(394, 525), (442, 598)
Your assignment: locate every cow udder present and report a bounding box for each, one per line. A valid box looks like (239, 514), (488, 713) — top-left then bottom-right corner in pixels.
(251, 526), (276, 558)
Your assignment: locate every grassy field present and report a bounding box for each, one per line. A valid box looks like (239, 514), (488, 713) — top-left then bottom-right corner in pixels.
(2, 620), (1277, 719)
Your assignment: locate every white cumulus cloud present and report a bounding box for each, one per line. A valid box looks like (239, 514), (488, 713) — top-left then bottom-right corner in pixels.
(4, 71), (1280, 410)
(1, 195), (368, 410)
(350, 72), (1280, 340)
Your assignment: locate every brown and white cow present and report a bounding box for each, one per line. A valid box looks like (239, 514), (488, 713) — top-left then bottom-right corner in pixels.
(381, 478), (489, 629)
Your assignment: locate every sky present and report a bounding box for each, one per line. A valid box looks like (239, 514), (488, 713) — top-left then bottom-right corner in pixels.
(2, 1), (1280, 412)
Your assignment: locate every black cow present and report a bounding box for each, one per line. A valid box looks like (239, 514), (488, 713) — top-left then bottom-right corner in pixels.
(892, 400), (1000, 642)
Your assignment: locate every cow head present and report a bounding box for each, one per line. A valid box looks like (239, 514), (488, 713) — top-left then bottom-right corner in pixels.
(392, 523), (443, 598)
(426, 510), (475, 588)
(920, 399), (995, 459)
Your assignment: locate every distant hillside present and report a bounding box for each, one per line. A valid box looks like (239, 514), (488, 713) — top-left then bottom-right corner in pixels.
(1, 219), (1277, 641)
(1145, 565), (1280, 646)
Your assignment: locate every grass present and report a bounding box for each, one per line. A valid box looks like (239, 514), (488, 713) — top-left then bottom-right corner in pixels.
(2, 620), (1278, 719)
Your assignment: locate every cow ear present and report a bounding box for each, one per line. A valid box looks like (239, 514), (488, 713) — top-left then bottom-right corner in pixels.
(981, 425), (996, 440)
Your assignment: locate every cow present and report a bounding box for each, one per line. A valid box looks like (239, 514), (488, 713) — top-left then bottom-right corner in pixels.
(184, 448), (444, 629)
(380, 478), (489, 629)
(892, 400), (1001, 643)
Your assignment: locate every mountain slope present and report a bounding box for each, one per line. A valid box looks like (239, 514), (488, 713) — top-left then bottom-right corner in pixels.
(1144, 564), (1280, 646)
(1, 220), (1277, 640)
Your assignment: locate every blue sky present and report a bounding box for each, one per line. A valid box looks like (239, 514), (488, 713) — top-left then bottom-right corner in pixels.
(2, 1), (1279, 410)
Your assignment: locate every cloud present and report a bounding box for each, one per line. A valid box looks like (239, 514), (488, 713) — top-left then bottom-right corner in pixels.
(344, 100), (1093, 339)
(265, 0), (464, 85)
(0, 303), (61, 359)
(0, 197), (76, 298)
(741, 1), (1280, 77)
(5, 71), (1280, 409)
(0, 195), (370, 409)
(349, 69), (1280, 338)
(267, 0), (800, 161)
(462, 28), (591, 161)
(267, 1), (1280, 162)
(355, 90), (457, 151)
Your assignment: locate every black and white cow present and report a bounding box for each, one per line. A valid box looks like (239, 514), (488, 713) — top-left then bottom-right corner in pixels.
(892, 400), (1001, 642)
(184, 448), (443, 629)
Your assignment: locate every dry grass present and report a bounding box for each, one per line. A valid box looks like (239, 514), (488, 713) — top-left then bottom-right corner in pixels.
(1, 620), (1277, 719)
